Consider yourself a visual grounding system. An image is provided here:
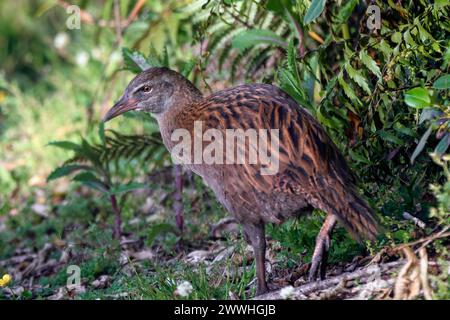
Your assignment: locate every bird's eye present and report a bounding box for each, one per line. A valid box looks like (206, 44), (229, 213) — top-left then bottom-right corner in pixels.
(142, 85), (152, 93)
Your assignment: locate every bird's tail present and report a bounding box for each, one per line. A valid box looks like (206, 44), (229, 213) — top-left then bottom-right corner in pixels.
(310, 182), (381, 242)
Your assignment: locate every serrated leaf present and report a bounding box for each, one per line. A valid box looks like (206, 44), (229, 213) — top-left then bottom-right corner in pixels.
(338, 73), (361, 104)
(433, 74), (450, 89)
(411, 126), (432, 164)
(232, 29), (287, 52)
(378, 40), (393, 59)
(304, 0), (326, 24)
(287, 38), (297, 75)
(278, 68), (310, 108)
(73, 172), (107, 193)
(345, 63), (371, 94)
(122, 48), (151, 73)
(379, 130), (404, 145)
(79, 138), (101, 166)
(359, 51), (382, 80)
(404, 87), (431, 108)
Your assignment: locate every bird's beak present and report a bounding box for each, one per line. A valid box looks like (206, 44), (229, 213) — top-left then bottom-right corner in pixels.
(102, 95), (138, 122)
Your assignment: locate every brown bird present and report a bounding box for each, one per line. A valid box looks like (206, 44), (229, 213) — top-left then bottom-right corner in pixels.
(103, 67), (380, 295)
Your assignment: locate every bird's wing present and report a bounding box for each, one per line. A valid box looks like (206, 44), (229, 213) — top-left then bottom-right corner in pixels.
(175, 84), (379, 240)
(177, 83), (355, 192)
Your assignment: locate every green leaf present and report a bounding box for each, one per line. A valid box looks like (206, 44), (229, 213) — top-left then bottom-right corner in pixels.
(232, 29), (287, 52)
(304, 0), (326, 24)
(161, 46), (170, 68)
(107, 182), (148, 195)
(411, 126), (432, 164)
(146, 223), (176, 247)
(72, 172), (107, 193)
(404, 87), (431, 108)
(359, 51), (382, 80)
(287, 38), (297, 75)
(180, 59), (196, 78)
(434, 132), (450, 156)
(404, 30), (417, 48)
(348, 149), (370, 164)
(47, 165), (93, 182)
(433, 74), (450, 89)
(378, 40), (393, 59)
(391, 32), (402, 44)
(98, 122), (105, 145)
(122, 48), (151, 73)
(335, 0), (358, 23)
(393, 122), (415, 137)
(419, 108), (443, 124)
(378, 130), (404, 145)
(266, 0), (285, 14)
(79, 138), (102, 167)
(338, 73), (361, 104)
(278, 68), (310, 108)
(47, 140), (80, 151)
(345, 63), (371, 94)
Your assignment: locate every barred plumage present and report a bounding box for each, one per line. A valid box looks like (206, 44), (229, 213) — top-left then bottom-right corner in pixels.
(104, 67), (381, 295)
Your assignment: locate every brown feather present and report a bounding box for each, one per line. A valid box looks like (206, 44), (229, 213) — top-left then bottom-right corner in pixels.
(159, 83), (380, 240)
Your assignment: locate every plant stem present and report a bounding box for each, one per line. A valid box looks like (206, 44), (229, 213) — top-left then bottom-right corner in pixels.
(342, 23), (350, 40)
(110, 194), (122, 239)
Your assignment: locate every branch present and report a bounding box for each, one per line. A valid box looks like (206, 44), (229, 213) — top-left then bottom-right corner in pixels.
(255, 261), (405, 300)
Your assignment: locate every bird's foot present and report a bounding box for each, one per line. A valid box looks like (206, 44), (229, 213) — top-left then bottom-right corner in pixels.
(308, 233), (331, 282)
(255, 283), (269, 297)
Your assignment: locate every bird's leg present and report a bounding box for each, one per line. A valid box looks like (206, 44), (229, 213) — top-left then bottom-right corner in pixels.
(243, 222), (268, 296)
(173, 165), (184, 233)
(308, 214), (337, 281)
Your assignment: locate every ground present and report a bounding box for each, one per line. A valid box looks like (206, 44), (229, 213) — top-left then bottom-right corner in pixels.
(1, 171), (448, 300)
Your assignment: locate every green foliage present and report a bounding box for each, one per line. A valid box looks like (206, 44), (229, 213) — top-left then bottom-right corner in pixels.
(191, 0), (449, 191)
(304, 0), (327, 25)
(232, 29), (287, 51)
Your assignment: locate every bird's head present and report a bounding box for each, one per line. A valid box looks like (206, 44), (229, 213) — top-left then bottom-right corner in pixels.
(103, 67), (190, 122)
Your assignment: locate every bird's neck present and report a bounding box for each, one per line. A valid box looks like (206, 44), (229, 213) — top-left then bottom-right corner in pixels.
(156, 79), (203, 151)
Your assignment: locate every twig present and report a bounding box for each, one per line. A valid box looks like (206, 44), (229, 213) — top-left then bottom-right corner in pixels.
(402, 212), (426, 229)
(125, 0), (146, 27)
(394, 227), (450, 252)
(113, 0), (123, 45)
(256, 261), (405, 300)
(110, 194), (122, 240)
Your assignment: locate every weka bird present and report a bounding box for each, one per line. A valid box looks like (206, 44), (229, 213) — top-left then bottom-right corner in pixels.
(103, 67), (380, 295)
